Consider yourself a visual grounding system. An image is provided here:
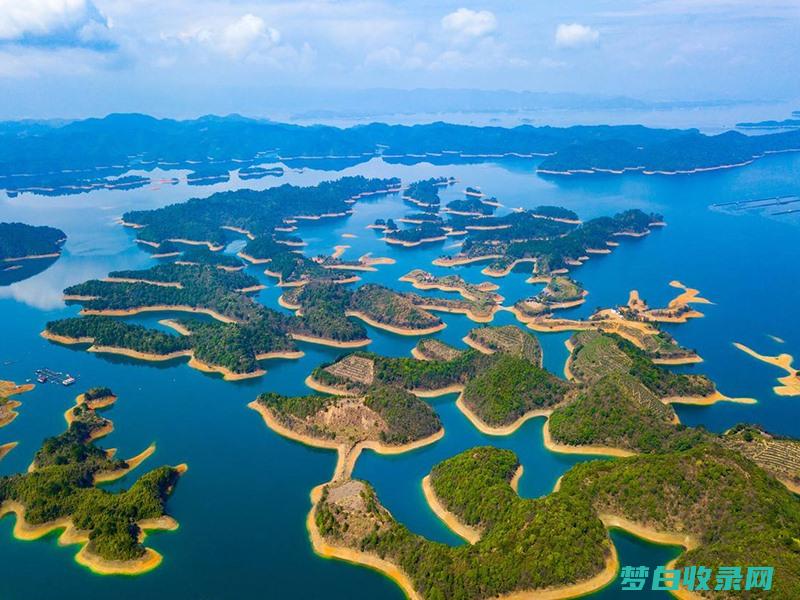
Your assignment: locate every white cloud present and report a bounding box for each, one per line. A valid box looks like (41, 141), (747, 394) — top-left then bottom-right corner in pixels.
(555, 23), (599, 49)
(0, 0), (110, 46)
(171, 14), (283, 60)
(218, 14), (280, 58)
(441, 8), (497, 39)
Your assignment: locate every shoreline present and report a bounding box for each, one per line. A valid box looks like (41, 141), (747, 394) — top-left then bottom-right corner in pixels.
(291, 333), (372, 348)
(79, 305), (238, 324)
(0, 496), (183, 576)
(249, 400), (444, 481)
(432, 254), (502, 267)
(345, 311), (446, 336)
(542, 420), (637, 458)
(455, 393), (553, 436)
(0, 442), (17, 461)
(661, 391), (757, 406)
(304, 375), (351, 396)
(2, 252), (61, 263)
(421, 475), (481, 544)
(563, 339), (576, 381)
(307, 485), (424, 600)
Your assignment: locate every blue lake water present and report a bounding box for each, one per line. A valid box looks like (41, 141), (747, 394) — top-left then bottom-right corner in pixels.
(0, 153), (798, 599)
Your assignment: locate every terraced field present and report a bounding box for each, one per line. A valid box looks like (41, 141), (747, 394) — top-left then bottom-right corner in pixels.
(465, 325), (542, 364)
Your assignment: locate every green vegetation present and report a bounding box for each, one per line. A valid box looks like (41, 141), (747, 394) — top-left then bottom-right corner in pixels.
(385, 222), (446, 244)
(363, 385), (441, 445)
(461, 354), (569, 426)
(257, 384), (441, 446)
(47, 316), (193, 355)
(288, 282), (368, 342)
(317, 447), (610, 599)
(531, 205), (579, 221)
(313, 349), (491, 393)
(65, 263), (263, 322)
(0, 222), (66, 260)
(445, 196), (494, 216)
(350, 284), (443, 330)
(465, 325), (542, 363)
(456, 208), (662, 274)
(45, 313), (297, 377)
(266, 252), (354, 285)
(559, 444), (800, 599)
(0, 397), (182, 563)
(123, 177), (399, 246)
(535, 276), (584, 303)
(403, 178), (452, 208)
(549, 373), (708, 453)
(83, 387), (114, 401)
(569, 331), (715, 398)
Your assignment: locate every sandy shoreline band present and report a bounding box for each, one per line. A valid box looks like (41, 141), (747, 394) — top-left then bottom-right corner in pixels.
(462, 335), (494, 355)
(661, 391), (756, 406)
(432, 254), (502, 267)
(277, 296), (301, 311)
(165, 238), (224, 252)
(383, 236), (447, 248)
(455, 393), (553, 436)
(0, 498), (183, 576)
(187, 357), (266, 381)
(307, 485), (424, 600)
(0, 399), (23, 428)
(651, 355), (704, 365)
(220, 225), (255, 240)
(79, 305), (238, 323)
(309, 479), (621, 600)
(422, 474), (481, 544)
(542, 420), (637, 458)
(481, 258), (537, 278)
(304, 376), (352, 396)
(291, 333), (371, 348)
(237, 251), (271, 264)
(733, 342), (800, 396)
(249, 401), (444, 481)
(345, 311), (446, 336)
(94, 444), (157, 483)
(2, 252), (61, 262)
(0, 442), (17, 461)
(418, 302), (497, 324)
(564, 339), (576, 381)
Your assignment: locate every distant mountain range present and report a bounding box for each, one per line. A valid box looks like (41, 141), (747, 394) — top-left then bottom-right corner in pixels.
(1, 114), (799, 193)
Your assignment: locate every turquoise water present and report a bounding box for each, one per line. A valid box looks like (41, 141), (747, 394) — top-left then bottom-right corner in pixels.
(1, 153), (798, 598)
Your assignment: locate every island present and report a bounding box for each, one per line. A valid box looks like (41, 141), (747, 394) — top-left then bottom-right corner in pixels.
(249, 384), (443, 480)
(122, 176), (401, 249)
(511, 275), (587, 320)
(0, 380), (35, 461)
(0, 389), (185, 575)
(0, 222), (67, 262)
(434, 208), (663, 277)
(1, 222), (67, 285)
(563, 330), (743, 405)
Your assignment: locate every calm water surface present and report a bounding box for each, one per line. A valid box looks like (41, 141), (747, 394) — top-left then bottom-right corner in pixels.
(1, 153), (798, 599)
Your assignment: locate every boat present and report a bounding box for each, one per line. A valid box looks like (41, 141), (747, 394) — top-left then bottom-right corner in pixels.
(62, 375), (76, 386)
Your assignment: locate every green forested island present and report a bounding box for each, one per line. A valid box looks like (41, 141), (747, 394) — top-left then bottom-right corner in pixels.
(122, 176), (400, 247)
(439, 208), (662, 275)
(256, 384), (442, 447)
(0, 391), (184, 573)
(568, 331), (716, 398)
(0, 222), (66, 261)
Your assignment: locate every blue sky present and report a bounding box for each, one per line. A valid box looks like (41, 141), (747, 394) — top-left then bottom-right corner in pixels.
(0, 0), (798, 118)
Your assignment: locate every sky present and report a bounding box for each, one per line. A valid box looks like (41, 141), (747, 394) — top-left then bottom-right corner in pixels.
(0, 0), (799, 119)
